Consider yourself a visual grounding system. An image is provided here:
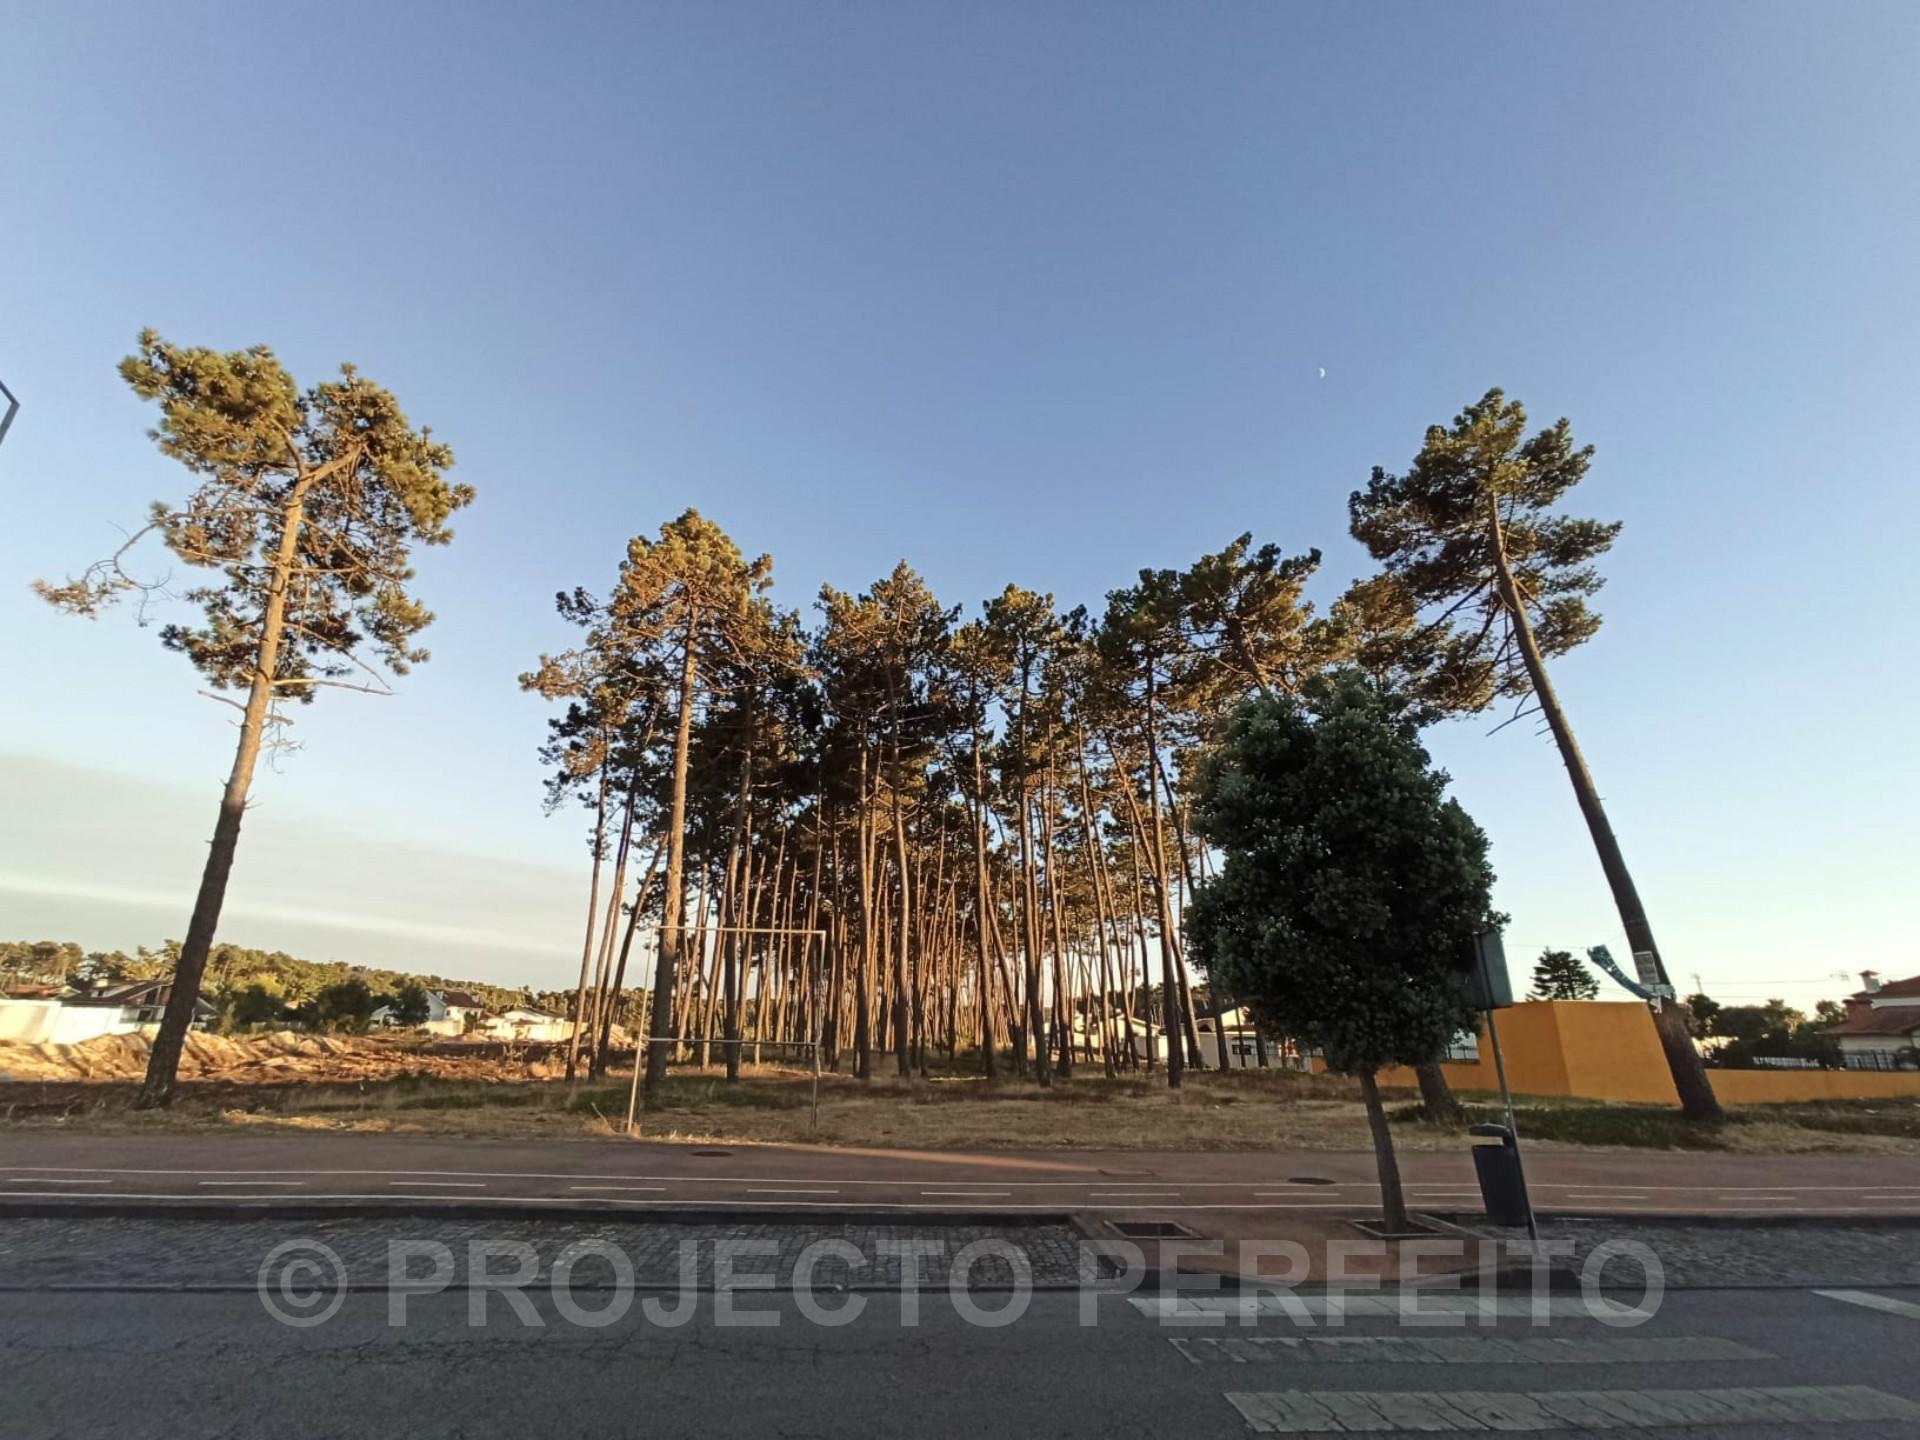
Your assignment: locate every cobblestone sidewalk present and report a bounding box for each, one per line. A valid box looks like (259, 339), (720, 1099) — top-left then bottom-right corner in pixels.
(0, 1216), (1090, 1289)
(1458, 1217), (1920, 1288)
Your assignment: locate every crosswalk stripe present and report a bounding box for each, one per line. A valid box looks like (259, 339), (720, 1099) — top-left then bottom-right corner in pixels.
(1225, 1385), (1920, 1433)
(1174, 1334), (1764, 1365)
(1814, 1288), (1920, 1320)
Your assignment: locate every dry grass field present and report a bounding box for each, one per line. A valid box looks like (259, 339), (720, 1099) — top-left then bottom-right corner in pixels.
(5, 1047), (1916, 1155)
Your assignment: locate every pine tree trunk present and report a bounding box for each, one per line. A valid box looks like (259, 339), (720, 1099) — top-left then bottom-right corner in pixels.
(853, 748), (876, 1080)
(587, 788), (635, 1069)
(890, 731), (913, 1080)
(565, 763), (610, 1084)
(595, 839), (662, 1076)
(1487, 496), (1722, 1122)
(642, 616), (700, 1107)
(1138, 679), (1183, 1090)
(1077, 742), (1120, 1078)
(968, 708), (1000, 1078)
(1358, 1069), (1409, 1233)
(723, 714), (756, 1084)
(1014, 668), (1051, 1088)
(138, 475), (314, 1108)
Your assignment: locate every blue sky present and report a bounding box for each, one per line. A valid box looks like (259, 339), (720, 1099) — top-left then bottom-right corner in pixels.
(2, 2), (1915, 1008)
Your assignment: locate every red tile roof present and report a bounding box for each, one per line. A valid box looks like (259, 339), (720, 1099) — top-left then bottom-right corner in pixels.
(1858, 975), (1920, 1001)
(1830, 1007), (1920, 1038)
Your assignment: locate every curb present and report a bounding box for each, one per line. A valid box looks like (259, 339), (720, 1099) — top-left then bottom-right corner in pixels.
(0, 1197), (1084, 1227)
(1433, 1210), (1920, 1231)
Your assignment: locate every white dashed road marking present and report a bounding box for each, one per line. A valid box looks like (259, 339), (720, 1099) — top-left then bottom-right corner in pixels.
(1174, 1335), (1766, 1365)
(6, 1178), (110, 1186)
(391, 1181), (486, 1189)
(1815, 1288), (1920, 1321)
(568, 1185), (665, 1193)
(197, 1180), (304, 1188)
(1225, 1385), (1920, 1433)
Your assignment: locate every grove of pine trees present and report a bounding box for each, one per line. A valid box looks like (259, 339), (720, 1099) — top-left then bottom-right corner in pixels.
(43, 336), (1717, 1120)
(526, 384), (1717, 1121)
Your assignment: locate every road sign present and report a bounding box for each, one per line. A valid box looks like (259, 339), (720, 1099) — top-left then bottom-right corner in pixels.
(1466, 929), (1513, 1010)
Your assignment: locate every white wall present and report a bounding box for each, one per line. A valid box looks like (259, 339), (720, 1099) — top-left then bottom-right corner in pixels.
(0, 1000), (139, 1046)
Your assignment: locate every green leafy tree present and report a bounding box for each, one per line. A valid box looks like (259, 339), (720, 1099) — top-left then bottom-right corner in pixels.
(389, 982), (432, 1028)
(1349, 389), (1720, 1120)
(1713, 998), (1804, 1045)
(1708, 998), (1842, 1069)
(1682, 991), (1722, 1041)
(1185, 673), (1495, 1233)
(37, 332), (471, 1105)
(1529, 948), (1600, 1001)
(311, 979), (379, 1033)
(225, 982), (286, 1032)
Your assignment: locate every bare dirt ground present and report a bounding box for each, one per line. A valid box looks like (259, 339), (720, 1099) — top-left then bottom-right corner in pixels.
(0, 1029), (567, 1085)
(3, 1037), (1915, 1155)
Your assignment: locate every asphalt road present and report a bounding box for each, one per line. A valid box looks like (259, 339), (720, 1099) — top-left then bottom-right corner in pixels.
(6, 1132), (1919, 1219)
(5, 1278), (1920, 1437)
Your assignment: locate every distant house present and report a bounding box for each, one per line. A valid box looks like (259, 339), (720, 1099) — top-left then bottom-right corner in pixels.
(384, 989), (574, 1044)
(1828, 972), (1920, 1069)
(381, 988), (492, 1037)
(0, 980), (213, 1046)
(485, 1003), (573, 1044)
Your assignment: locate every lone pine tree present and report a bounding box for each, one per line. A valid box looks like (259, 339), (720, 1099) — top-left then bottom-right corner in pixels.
(38, 332), (471, 1106)
(1348, 389), (1721, 1121)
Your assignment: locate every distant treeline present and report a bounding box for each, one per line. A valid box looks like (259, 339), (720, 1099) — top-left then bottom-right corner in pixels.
(0, 938), (634, 1036)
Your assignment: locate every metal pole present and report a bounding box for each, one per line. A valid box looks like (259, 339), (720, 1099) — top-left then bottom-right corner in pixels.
(624, 985), (653, 1137)
(1481, 1003), (1540, 1249)
(0, 380), (17, 450)
(808, 929), (824, 1133)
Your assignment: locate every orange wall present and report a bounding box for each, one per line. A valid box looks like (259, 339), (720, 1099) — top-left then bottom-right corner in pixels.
(1374, 1000), (1920, 1106)
(1708, 1068), (1920, 1104)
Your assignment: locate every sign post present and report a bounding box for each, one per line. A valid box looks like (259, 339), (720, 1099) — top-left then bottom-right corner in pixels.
(1472, 930), (1540, 1248)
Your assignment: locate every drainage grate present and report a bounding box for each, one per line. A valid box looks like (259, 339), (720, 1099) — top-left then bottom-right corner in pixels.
(690, 1149), (732, 1158)
(1288, 1176), (1336, 1186)
(1109, 1220), (1199, 1240)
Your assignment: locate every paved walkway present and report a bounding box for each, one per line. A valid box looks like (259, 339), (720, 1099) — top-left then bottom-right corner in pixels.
(3, 1132), (1918, 1218)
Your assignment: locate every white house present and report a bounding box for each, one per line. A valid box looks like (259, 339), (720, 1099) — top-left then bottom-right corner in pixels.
(1829, 971), (1920, 1068)
(473, 1003), (571, 1044)
(407, 989), (493, 1037)
(0, 980), (213, 1046)
(379, 989), (575, 1044)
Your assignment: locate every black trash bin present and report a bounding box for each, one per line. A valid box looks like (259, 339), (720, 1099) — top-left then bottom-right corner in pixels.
(1469, 1122), (1529, 1226)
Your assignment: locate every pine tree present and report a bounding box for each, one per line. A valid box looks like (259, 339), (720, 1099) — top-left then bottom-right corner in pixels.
(38, 332), (471, 1106)
(1530, 948), (1600, 1001)
(1348, 389), (1722, 1121)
